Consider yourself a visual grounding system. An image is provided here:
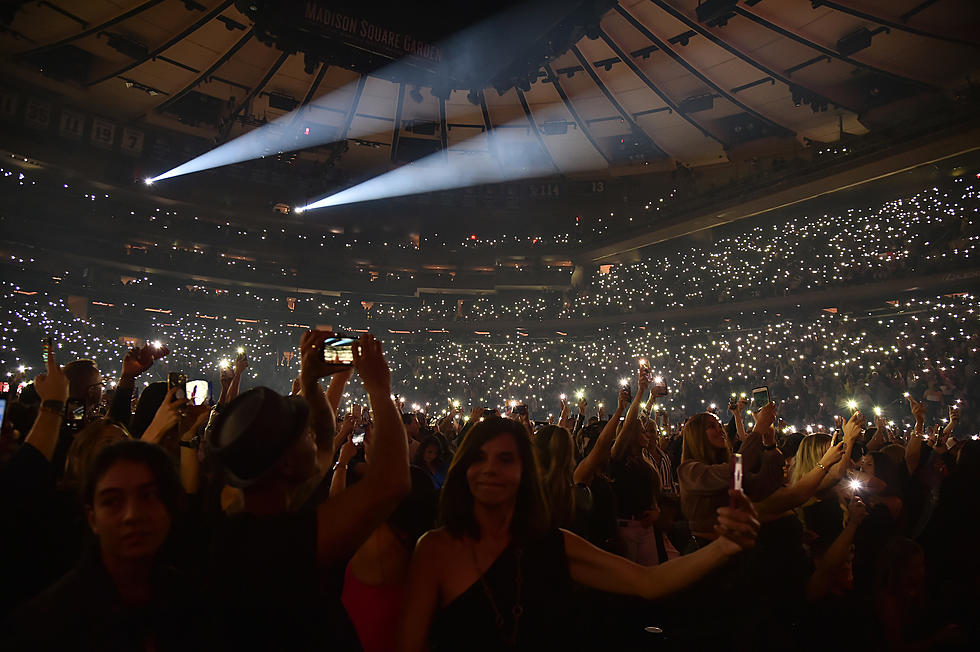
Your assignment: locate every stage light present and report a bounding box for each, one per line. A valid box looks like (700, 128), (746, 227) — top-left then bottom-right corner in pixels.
(294, 104), (600, 212)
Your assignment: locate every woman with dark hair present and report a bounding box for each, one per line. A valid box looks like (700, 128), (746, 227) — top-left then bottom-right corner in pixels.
(398, 416), (760, 651)
(413, 434), (448, 489)
(1, 439), (202, 649)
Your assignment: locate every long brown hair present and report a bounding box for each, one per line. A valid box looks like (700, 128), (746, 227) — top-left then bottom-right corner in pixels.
(533, 425), (576, 529)
(439, 417), (549, 542)
(681, 413), (730, 465)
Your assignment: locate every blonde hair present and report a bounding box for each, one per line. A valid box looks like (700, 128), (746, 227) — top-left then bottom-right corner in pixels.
(681, 413), (730, 465)
(791, 434), (831, 485)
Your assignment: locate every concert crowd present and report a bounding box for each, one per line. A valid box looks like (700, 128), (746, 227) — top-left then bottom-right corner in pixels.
(1, 178), (979, 651)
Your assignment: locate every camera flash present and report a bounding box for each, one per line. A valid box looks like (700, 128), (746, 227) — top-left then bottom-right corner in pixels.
(873, 407), (882, 416)
(237, 346), (245, 354)
(848, 479), (863, 491)
(559, 393), (566, 400)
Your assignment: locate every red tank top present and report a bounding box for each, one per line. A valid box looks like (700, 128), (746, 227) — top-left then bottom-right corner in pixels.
(341, 560), (406, 652)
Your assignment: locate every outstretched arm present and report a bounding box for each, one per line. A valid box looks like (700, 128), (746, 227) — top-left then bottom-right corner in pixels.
(564, 492), (759, 599)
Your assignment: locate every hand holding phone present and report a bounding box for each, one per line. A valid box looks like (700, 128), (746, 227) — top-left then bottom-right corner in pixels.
(730, 453), (743, 509)
(168, 372), (188, 400)
(751, 386), (771, 409)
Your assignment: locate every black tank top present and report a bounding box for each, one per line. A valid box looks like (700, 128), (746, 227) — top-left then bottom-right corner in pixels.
(431, 529), (574, 651)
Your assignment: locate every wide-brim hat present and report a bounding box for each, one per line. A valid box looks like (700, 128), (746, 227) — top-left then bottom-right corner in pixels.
(207, 387), (310, 487)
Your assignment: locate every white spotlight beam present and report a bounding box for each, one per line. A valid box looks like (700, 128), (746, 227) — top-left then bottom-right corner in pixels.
(145, 0), (585, 184)
(296, 102), (603, 212)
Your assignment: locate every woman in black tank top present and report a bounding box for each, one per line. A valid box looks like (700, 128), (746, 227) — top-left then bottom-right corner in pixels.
(397, 417), (761, 651)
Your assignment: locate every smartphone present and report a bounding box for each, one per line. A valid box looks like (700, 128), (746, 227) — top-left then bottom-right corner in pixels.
(351, 423), (366, 445)
(42, 336), (52, 363)
(752, 386), (771, 409)
(322, 334), (355, 366)
(730, 453), (743, 508)
(185, 380), (210, 406)
(65, 398), (86, 430)
(729, 396), (738, 411)
(0, 398), (6, 426)
(513, 404), (528, 415)
(168, 372), (188, 400)
(652, 375), (668, 395)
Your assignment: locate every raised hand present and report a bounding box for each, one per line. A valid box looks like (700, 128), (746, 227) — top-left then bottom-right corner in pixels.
(948, 404), (960, 423)
(469, 406), (486, 422)
(714, 490), (760, 553)
(819, 441), (846, 469)
(219, 365), (235, 388)
(907, 395), (926, 424)
(752, 401), (778, 433)
(637, 367), (651, 395)
(617, 387), (630, 412)
(300, 330), (353, 384)
(234, 352), (249, 375)
(121, 344), (169, 380)
(842, 411), (865, 443)
(352, 333), (391, 397)
(846, 495), (869, 528)
(34, 348), (68, 403)
(337, 435), (358, 466)
(142, 386), (190, 444)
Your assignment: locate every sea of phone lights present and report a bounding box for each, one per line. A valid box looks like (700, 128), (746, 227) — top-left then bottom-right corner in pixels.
(1, 165), (978, 434)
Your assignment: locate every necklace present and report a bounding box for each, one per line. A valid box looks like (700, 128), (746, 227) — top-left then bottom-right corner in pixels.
(469, 540), (523, 647)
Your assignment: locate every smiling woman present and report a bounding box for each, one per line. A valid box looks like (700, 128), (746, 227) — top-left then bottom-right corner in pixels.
(397, 417), (761, 652)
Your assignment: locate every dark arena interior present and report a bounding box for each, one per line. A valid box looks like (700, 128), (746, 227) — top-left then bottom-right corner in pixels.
(1, 1), (979, 650)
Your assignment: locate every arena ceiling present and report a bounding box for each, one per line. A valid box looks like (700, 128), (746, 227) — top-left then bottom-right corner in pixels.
(2, 0), (978, 182)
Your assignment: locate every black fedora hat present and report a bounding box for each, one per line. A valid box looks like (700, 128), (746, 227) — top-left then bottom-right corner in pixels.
(208, 387), (310, 487)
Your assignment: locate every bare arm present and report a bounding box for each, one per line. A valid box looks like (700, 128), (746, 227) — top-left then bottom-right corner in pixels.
(806, 498), (866, 601)
(177, 409), (208, 495)
(328, 437), (357, 498)
(755, 442), (843, 517)
(326, 367), (353, 414)
(574, 400), (625, 485)
(905, 397), (926, 475)
(398, 531), (444, 652)
(24, 348), (69, 461)
(315, 334), (411, 566)
(564, 493), (759, 598)
(612, 374), (650, 460)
